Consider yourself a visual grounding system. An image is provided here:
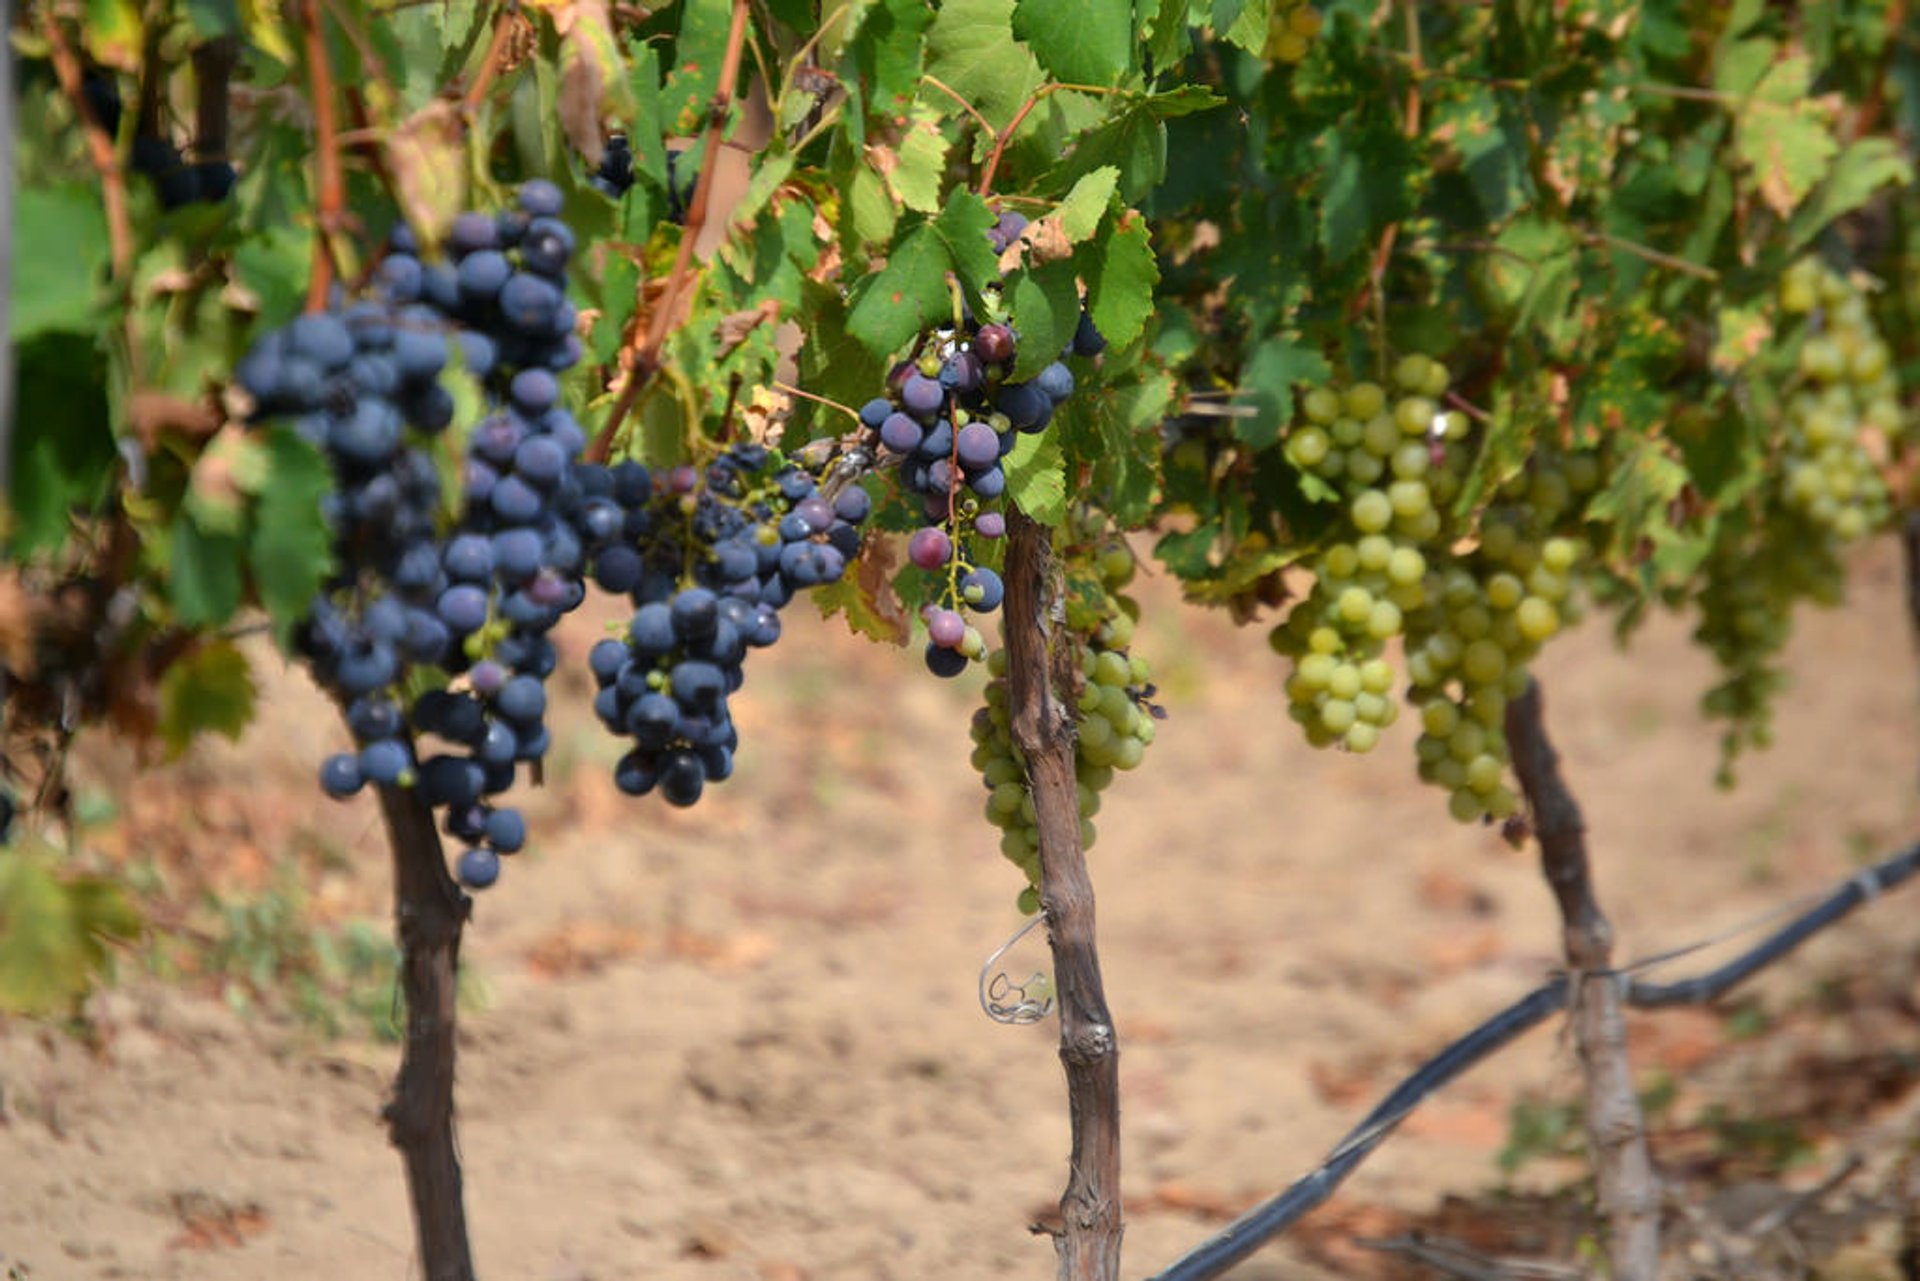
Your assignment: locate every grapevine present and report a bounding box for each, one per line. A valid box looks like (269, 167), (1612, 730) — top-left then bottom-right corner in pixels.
(971, 536), (1158, 913)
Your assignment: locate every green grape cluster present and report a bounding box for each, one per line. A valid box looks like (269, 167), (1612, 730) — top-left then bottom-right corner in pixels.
(1274, 355), (1602, 824)
(1272, 356), (1465, 750)
(1400, 486), (1590, 824)
(1265, 2), (1323, 63)
(970, 544), (1157, 913)
(1777, 259), (1897, 541)
(1691, 517), (1842, 778)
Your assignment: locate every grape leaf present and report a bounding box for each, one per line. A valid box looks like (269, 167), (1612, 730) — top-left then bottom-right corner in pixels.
(845, 223), (951, 358)
(1320, 120), (1417, 264)
(158, 639), (258, 757)
(887, 114), (951, 213)
(1006, 259), (1082, 381)
(1054, 165), (1119, 243)
(1006, 429), (1067, 525)
(249, 426), (335, 644)
(925, 0), (1045, 127)
(1236, 336), (1331, 449)
(931, 187), (1002, 302)
(1078, 210), (1156, 351)
(1734, 55), (1837, 217)
(12, 185), (108, 341)
(0, 843), (141, 1017)
(11, 334), (116, 555)
(169, 512), (245, 628)
(1012, 0), (1133, 87)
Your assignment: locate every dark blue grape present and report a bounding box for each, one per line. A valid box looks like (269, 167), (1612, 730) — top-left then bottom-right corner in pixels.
(630, 603), (676, 655)
(449, 211), (498, 255)
(658, 751), (705, 807)
(614, 750), (657, 796)
(444, 534), (494, 583)
(320, 753), (364, 798)
(1035, 361), (1074, 403)
(500, 273), (562, 333)
(901, 373), (945, 418)
(961, 566), (1005, 611)
(457, 846), (501, 889)
(491, 474), (545, 524)
(484, 807), (527, 853)
(670, 588), (719, 638)
(457, 249), (511, 302)
(519, 180), (564, 218)
(437, 585), (490, 635)
(360, 738), (413, 785)
(496, 675), (546, 723)
(1072, 309), (1107, 357)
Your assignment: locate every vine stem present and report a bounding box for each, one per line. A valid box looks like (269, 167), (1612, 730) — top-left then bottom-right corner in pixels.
(369, 746), (477, 1281)
(301, 0), (348, 312)
(1004, 510), (1123, 1281)
(462, 5), (519, 112)
(1505, 678), (1661, 1280)
(590, 0), (753, 462)
(975, 82), (1114, 197)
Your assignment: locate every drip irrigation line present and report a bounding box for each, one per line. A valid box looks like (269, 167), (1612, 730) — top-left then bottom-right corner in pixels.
(1149, 839), (1920, 1280)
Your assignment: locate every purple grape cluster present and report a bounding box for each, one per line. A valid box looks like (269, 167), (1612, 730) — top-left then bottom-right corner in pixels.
(858, 296), (1100, 678)
(374, 181), (583, 382)
(239, 181), (598, 891)
(579, 444), (869, 806)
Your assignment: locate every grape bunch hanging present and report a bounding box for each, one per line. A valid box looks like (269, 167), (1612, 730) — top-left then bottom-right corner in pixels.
(236, 180), (863, 891)
(1273, 356), (1602, 825)
(582, 443), (866, 808)
(857, 210), (1106, 678)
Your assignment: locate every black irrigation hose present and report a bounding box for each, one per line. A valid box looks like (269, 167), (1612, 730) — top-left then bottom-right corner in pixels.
(1626, 841), (1920, 1008)
(1149, 840), (1920, 1281)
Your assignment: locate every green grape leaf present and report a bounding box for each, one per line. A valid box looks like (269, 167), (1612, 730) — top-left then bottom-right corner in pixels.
(1077, 211), (1157, 352)
(845, 0), (934, 130)
(11, 334), (116, 556)
(1320, 120), (1418, 264)
(845, 222), (952, 358)
(1006, 429), (1068, 525)
(1054, 165), (1119, 243)
(622, 41), (671, 188)
(888, 114), (952, 213)
(1011, 0), (1133, 86)
(169, 511), (245, 628)
(662, 0), (732, 135)
(0, 844), (142, 1017)
(1585, 436), (1689, 563)
(931, 188), (1002, 301)
(1235, 335), (1331, 449)
(1785, 137), (1913, 252)
(1005, 258), (1082, 381)
(158, 639), (259, 758)
(926, 0), (1045, 127)
(249, 426), (336, 645)
(12, 185), (108, 341)
(1733, 54), (1837, 217)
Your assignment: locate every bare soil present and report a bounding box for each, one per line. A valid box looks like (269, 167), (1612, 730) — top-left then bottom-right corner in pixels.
(3, 538), (1918, 1280)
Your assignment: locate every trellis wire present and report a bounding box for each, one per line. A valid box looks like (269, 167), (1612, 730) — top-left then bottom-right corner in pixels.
(1149, 839), (1920, 1281)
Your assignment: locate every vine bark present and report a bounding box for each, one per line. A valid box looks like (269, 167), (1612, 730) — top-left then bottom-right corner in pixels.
(1004, 510), (1124, 1281)
(1506, 678), (1661, 1279)
(373, 773), (476, 1281)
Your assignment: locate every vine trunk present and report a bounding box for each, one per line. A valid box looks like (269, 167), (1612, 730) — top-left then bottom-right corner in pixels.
(1004, 510), (1124, 1281)
(374, 775), (476, 1281)
(1506, 679), (1662, 1279)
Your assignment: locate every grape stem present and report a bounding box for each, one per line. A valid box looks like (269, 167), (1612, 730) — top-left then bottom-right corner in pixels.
(1004, 509), (1124, 1281)
(592, 0), (753, 461)
(300, 0), (348, 313)
(38, 13), (139, 375)
(1505, 678), (1662, 1281)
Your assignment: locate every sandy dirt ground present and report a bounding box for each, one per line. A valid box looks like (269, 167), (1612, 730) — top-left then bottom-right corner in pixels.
(2, 537), (1918, 1281)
